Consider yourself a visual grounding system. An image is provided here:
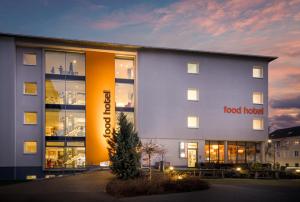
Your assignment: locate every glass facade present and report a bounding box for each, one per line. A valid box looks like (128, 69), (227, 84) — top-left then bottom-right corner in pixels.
(205, 141), (224, 163)
(115, 58), (134, 79)
(115, 83), (134, 108)
(205, 141), (260, 163)
(115, 57), (135, 127)
(45, 51), (86, 169)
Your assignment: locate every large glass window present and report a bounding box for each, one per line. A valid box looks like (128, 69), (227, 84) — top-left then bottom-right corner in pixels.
(115, 83), (134, 107)
(46, 110), (85, 137)
(46, 110), (65, 136)
(228, 142), (237, 163)
(66, 110), (85, 137)
(45, 80), (65, 104)
(115, 58), (135, 79)
(45, 147), (65, 168)
(237, 142), (246, 163)
(65, 147), (85, 168)
(66, 81), (85, 105)
(45, 146), (85, 169)
(205, 141), (224, 163)
(45, 51), (85, 76)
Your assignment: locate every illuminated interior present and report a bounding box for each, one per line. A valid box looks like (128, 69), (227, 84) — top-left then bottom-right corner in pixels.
(24, 112), (37, 125)
(115, 83), (134, 107)
(23, 82), (37, 95)
(24, 141), (37, 154)
(115, 58), (134, 79)
(205, 141), (225, 163)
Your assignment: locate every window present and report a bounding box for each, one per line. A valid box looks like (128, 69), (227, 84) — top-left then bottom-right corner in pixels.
(24, 112), (37, 125)
(24, 141), (37, 154)
(23, 82), (37, 95)
(46, 141), (65, 147)
(45, 51), (85, 76)
(187, 88), (199, 101)
(187, 116), (199, 128)
(66, 81), (86, 105)
(205, 141), (225, 163)
(295, 151), (299, 157)
(45, 80), (65, 104)
(23, 53), (37, 66)
(179, 142), (186, 158)
(253, 118), (264, 130)
(253, 66), (263, 78)
(115, 83), (134, 107)
(253, 92), (263, 104)
(26, 175), (37, 180)
(187, 63), (199, 74)
(115, 58), (135, 79)
(45, 110), (85, 137)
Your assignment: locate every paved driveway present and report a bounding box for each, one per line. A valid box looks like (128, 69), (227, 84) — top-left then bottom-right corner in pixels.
(0, 171), (299, 202)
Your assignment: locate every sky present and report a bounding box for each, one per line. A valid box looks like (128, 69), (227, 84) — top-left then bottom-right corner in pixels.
(0, 0), (299, 131)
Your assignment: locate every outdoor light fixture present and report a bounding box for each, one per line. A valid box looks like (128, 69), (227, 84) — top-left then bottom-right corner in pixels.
(236, 167), (241, 171)
(268, 139), (272, 143)
(177, 175), (183, 180)
(169, 166), (174, 171)
(296, 169), (300, 173)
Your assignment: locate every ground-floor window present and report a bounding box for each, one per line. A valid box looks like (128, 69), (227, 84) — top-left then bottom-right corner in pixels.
(205, 141), (261, 164)
(205, 141), (225, 163)
(45, 144), (85, 169)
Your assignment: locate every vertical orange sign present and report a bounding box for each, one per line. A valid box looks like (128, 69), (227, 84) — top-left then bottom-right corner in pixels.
(86, 51), (115, 165)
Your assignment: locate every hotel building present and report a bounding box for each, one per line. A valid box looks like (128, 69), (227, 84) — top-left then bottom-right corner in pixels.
(0, 33), (276, 179)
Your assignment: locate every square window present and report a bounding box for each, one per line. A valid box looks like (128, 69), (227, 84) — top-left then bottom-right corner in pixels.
(24, 112), (37, 125)
(23, 82), (37, 95)
(23, 53), (37, 66)
(24, 141), (37, 154)
(187, 63), (199, 74)
(253, 66), (263, 78)
(26, 175), (37, 180)
(253, 92), (263, 104)
(187, 88), (199, 101)
(187, 116), (199, 128)
(115, 58), (135, 79)
(253, 118), (264, 130)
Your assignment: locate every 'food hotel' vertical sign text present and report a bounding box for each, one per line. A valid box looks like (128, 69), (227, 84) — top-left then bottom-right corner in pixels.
(103, 90), (111, 138)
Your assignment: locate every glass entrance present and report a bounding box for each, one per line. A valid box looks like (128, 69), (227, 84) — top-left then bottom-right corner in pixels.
(187, 149), (197, 167)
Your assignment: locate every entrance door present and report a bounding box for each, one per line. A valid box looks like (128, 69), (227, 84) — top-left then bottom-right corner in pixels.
(187, 149), (197, 167)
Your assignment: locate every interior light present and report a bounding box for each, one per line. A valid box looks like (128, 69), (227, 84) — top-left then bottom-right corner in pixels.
(73, 60), (77, 64)
(236, 167), (241, 171)
(212, 145), (218, 149)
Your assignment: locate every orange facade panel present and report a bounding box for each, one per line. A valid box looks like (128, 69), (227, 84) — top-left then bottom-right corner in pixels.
(86, 51), (115, 165)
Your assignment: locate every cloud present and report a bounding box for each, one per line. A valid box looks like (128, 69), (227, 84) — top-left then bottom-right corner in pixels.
(270, 113), (300, 130)
(90, 0), (300, 37)
(270, 95), (300, 109)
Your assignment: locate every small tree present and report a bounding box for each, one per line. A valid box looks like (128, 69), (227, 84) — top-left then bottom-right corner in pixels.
(141, 140), (165, 181)
(106, 112), (141, 180)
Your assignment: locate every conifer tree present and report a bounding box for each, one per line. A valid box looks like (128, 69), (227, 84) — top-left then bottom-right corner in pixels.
(106, 112), (141, 179)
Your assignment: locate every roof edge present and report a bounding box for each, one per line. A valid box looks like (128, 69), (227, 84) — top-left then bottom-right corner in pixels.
(0, 32), (277, 62)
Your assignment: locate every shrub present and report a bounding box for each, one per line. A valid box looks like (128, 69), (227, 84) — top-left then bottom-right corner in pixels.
(106, 175), (209, 197)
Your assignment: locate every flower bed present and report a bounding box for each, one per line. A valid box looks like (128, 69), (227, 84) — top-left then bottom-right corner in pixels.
(106, 174), (209, 197)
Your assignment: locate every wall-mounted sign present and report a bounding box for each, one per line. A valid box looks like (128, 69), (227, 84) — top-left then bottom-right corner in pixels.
(224, 106), (263, 115)
(103, 90), (111, 138)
